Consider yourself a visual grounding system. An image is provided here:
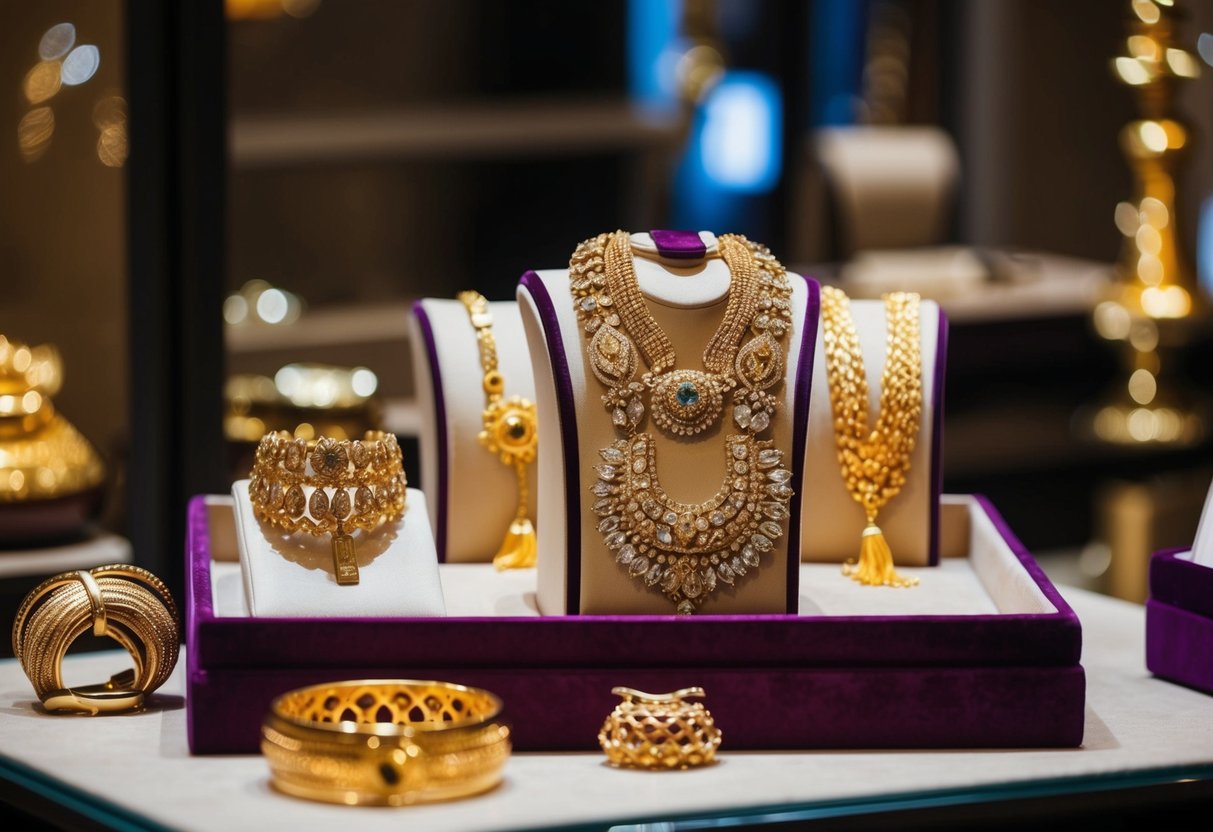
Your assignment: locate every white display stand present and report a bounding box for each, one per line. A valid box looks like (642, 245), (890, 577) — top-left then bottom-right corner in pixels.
(1191, 475), (1213, 567)
(801, 295), (942, 564)
(408, 299), (537, 563)
(231, 481), (446, 618)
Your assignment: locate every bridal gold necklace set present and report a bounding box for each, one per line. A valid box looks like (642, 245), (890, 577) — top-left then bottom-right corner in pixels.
(571, 231), (794, 614)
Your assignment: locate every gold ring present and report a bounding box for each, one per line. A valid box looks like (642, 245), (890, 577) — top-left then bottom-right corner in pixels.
(598, 686), (722, 769)
(262, 680), (511, 806)
(11, 565), (179, 715)
(249, 430), (408, 586)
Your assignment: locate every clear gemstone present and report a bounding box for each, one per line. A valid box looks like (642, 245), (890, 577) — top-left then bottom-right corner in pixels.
(663, 510), (677, 525)
(600, 447), (625, 464)
(760, 501), (789, 520)
(643, 500), (663, 519)
(701, 567), (717, 593)
(750, 534), (773, 553)
(682, 571), (704, 598)
(767, 484), (793, 500)
(626, 398), (645, 425)
(733, 404), (752, 428)
(598, 516), (620, 533)
(732, 444), (747, 459)
(616, 544), (637, 565)
(632, 457), (646, 473)
(759, 521), (784, 539)
(645, 564), (664, 586)
(717, 563), (735, 585)
(757, 449), (782, 469)
(749, 410), (770, 433)
(734, 461), (748, 474)
(695, 516), (709, 531)
(635, 477), (650, 490)
(628, 557), (650, 577)
(592, 497), (613, 515)
(661, 569), (681, 593)
(768, 468), (792, 483)
(592, 480), (613, 497)
(710, 510), (726, 527)
(730, 555), (747, 576)
(580, 296), (597, 311)
(655, 525), (673, 546)
(731, 493), (746, 507)
(612, 407), (627, 427)
(604, 531), (627, 548)
(594, 464), (618, 480)
(676, 600), (696, 615)
(742, 545), (761, 567)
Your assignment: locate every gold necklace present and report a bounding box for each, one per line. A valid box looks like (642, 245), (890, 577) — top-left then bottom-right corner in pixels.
(457, 290), (538, 570)
(820, 286), (923, 588)
(571, 231), (794, 614)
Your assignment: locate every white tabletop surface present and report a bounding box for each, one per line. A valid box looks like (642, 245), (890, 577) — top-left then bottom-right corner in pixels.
(1, 587), (1211, 831)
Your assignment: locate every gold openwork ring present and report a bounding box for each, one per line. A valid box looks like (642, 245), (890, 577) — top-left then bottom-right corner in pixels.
(11, 564), (180, 715)
(262, 680), (511, 806)
(598, 686), (722, 770)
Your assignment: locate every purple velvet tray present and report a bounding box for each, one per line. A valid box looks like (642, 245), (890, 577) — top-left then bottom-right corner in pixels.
(1146, 547), (1213, 695)
(185, 494), (1085, 755)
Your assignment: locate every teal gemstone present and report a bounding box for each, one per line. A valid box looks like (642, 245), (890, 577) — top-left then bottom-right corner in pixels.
(676, 381), (700, 407)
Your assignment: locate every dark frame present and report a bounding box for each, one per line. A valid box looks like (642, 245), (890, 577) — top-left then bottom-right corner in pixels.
(126, 0), (227, 593)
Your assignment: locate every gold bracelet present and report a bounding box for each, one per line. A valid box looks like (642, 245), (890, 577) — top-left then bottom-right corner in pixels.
(249, 430), (407, 586)
(456, 291), (538, 570)
(11, 564), (179, 714)
(262, 680), (511, 806)
(598, 686), (721, 769)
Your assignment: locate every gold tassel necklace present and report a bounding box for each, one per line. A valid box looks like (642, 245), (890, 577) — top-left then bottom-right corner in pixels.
(821, 286), (923, 588)
(457, 291), (538, 569)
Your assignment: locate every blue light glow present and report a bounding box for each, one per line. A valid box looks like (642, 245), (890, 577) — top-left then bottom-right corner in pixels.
(627, 0), (681, 109)
(699, 71), (782, 192)
(1199, 196), (1213, 297)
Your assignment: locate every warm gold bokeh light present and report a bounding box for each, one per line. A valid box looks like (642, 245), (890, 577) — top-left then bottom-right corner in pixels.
(23, 61), (62, 105)
(17, 107), (55, 162)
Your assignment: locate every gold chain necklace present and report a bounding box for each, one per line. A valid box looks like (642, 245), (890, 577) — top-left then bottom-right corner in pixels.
(571, 231), (794, 614)
(820, 286), (922, 588)
(457, 290), (538, 570)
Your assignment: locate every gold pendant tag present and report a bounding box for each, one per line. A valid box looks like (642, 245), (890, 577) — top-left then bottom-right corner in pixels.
(332, 534), (360, 585)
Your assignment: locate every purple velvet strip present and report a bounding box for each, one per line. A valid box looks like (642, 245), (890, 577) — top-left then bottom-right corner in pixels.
(786, 276), (821, 611)
(649, 229), (707, 260)
(1146, 598), (1213, 695)
(1150, 547), (1213, 619)
(517, 270), (582, 613)
(184, 495), (213, 755)
(410, 301), (448, 561)
(190, 664), (1086, 754)
(929, 310), (949, 565)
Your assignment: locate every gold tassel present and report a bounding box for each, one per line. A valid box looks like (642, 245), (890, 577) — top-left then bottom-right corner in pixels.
(842, 523), (919, 588)
(492, 518), (537, 570)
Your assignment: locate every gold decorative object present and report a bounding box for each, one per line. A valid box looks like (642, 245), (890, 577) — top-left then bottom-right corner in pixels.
(1086, 0), (1208, 446)
(0, 335), (105, 506)
(11, 564), (179, 715)
(456, 291), (539, 570)
(225, 363), (383, 445)
(821, 287), (922, 588)
(598, 687), (721, 770)
(571, 231), (795, 614)
(261, 680), (511, 806)
(249, 430), (407, 586)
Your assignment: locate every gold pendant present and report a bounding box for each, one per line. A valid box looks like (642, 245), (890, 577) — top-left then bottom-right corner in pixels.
(332, 532), (360, 585)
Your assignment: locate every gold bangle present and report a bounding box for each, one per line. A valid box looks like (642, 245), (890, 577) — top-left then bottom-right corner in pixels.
(456, 290), (539, 570)
(11, 564), (179, 715)
(262, 680), (511, 806)
(598, 687), (721, 770)
(249, 430), (407, 586)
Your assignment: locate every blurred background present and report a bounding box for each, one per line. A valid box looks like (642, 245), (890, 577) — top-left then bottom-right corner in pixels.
(3, 0), (1213, 634)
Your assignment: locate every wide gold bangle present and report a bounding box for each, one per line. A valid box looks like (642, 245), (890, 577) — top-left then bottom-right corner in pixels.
(11, 564), (179, 715)
(598, 686), (721, 770)
(249, 430), (407, 586)
(262, 680), (511, 806)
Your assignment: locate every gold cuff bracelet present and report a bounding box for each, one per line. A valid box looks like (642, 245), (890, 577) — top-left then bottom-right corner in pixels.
(11, 564), (180, 715)
(262, 680), (511, 806)
(249, 430), (407, 586)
